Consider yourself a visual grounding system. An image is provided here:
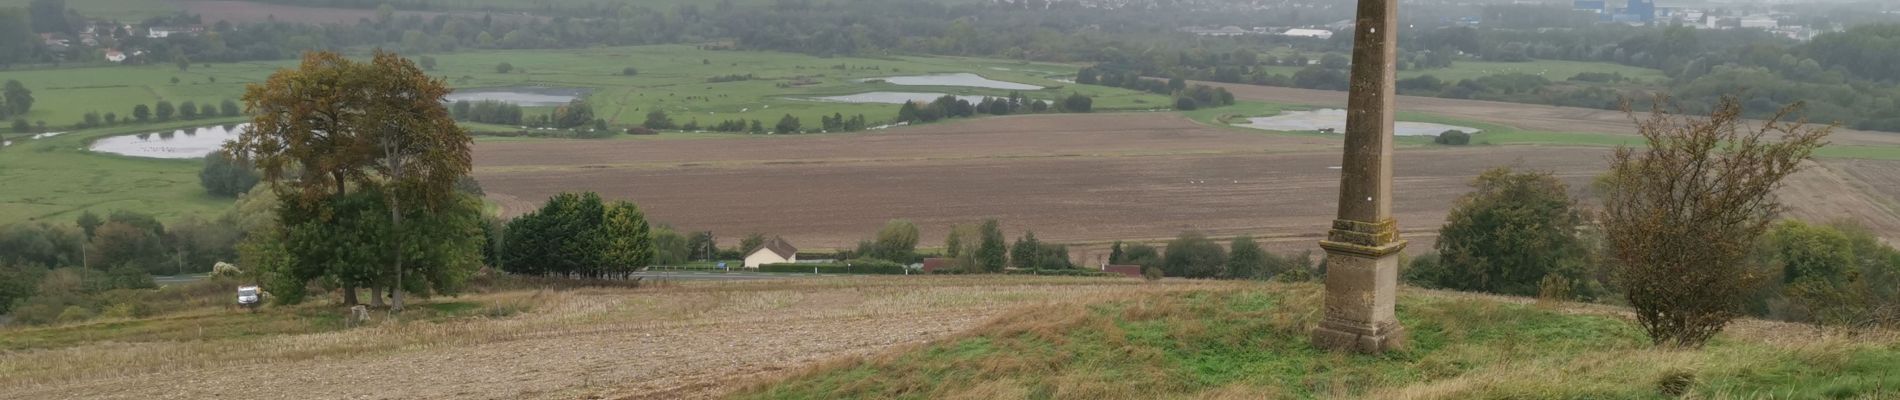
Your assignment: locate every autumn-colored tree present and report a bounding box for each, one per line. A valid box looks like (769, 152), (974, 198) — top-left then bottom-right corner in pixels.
(361, 50), (472, 311)
(1600, 95), (1831, 347)
(229, 51), (475, 309)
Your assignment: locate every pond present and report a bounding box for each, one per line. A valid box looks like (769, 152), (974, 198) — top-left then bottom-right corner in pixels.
(444, 86), (586, 107)
(89, 124), (248, 159)
(804, 92), (990, 105)
(859, 73), (1043, 90)
(1236, 109), (1481, 136)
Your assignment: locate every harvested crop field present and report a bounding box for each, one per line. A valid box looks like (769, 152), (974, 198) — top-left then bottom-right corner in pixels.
(0, 276), (1230, 400)
(475, 113), (1900, 255)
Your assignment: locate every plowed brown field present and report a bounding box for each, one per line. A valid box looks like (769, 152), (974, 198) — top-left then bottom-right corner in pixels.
(474, 112), (1900, 255)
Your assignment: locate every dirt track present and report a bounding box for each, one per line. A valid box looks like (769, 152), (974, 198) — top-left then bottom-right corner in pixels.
(0, 278), (1222, 400)
(475, 112), (1900, 254)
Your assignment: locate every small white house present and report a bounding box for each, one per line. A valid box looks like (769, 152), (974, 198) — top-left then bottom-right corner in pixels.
(104, 50), (126, 63)
(743, 237), (798, 268)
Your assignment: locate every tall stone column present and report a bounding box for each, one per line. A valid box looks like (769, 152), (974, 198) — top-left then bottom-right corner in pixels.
(1312, 0), (1407, 354)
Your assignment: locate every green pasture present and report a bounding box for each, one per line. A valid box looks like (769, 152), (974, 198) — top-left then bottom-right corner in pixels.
(0, 119), (241, 227)
(1195, 101), (1900, 160)
(0, 0), (178, 20)
(0, 61), (275, 127)
(4, 45), (1162, 135)
(425, 45), (1160, 128)
(1251, 57), (1668, 84)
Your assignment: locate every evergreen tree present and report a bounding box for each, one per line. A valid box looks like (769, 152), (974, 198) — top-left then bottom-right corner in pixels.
(976, 219), (1007, 272)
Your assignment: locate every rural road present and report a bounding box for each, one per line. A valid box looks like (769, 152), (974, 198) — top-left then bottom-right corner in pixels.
(633, 271), (836, 281)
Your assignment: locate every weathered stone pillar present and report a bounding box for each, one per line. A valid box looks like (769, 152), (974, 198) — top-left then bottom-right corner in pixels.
(1312, 0), (1407, 353)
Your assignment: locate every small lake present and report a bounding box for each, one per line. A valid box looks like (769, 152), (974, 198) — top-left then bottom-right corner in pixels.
(444, 87), (586, 107)
(804, 92), (990, 105)
(89, 124), (248, 159)
(860, 73), (1043, 90)
(1237, 109), (1481, 136)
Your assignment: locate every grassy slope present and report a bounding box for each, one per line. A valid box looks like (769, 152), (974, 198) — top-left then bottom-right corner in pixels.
(739, 284), (1900, 399)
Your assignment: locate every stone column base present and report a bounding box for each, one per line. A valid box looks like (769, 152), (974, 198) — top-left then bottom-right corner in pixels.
(1312, 319), (1406, 353)
(1313, 218), (1407, 354)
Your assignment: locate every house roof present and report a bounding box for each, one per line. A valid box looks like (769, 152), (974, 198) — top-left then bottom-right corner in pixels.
(747, 237), (797, 260)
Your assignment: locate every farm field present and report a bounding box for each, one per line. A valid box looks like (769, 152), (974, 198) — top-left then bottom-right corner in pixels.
(473, 113), (1900, 257)
(1249, 57), (1670, 84)
(1, 45), (1159, 135)
(0, 119), (242, 226)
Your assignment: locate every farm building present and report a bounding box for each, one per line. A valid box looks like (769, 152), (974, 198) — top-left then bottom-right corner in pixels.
(922, 258), (953, 273)
(744, 238), (799, 268)
(1102, 264), (1143, 278)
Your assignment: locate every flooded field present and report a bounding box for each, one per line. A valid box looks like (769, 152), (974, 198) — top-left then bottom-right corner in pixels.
(804, 92), (989, 104)
(1237, 109), (1481, 136)
(89, 124), (247, 159)
(860, 73), (1043, 90)
(444, 87), (586, 107)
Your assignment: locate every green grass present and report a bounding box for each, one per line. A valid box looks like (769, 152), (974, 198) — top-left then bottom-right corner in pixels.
(738, 285), (1900, 399)
(1197, 101), (1900, 160)
(1252, 58), (1669, 84)
(0, 0), (178, 20)
(0, 119), (241, 226)
(4, 45), (1162, 136)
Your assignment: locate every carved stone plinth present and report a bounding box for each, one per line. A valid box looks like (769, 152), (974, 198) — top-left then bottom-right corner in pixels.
(1313, 223), (1406, 353)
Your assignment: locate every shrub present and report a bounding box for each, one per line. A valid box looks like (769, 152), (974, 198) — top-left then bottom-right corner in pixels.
(759, 259), (906, 274)
(57, 305), (95, 324)
(199, 152), (260, 197)
(621, 67), (639, 76)
(1173, 96), (1199, 111)
(1162, 231), (1225, 278)
(1434, 130), (1471, 145)
(1600, 95), (1830, 347)
(1432, 167), (1594, 298)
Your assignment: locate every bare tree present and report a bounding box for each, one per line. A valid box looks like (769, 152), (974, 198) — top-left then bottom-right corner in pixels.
(1600, 94), (1831, 347)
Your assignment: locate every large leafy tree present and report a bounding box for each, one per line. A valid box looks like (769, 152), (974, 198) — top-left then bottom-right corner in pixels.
(229, 50), (476, 309)
(359, 50), (472, 310)
(501, 192), (652, 278)
(1431, 167), (1593, 298)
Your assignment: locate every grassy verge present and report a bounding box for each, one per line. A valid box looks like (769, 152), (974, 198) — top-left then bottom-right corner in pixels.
(738, 284), (1900, 399)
